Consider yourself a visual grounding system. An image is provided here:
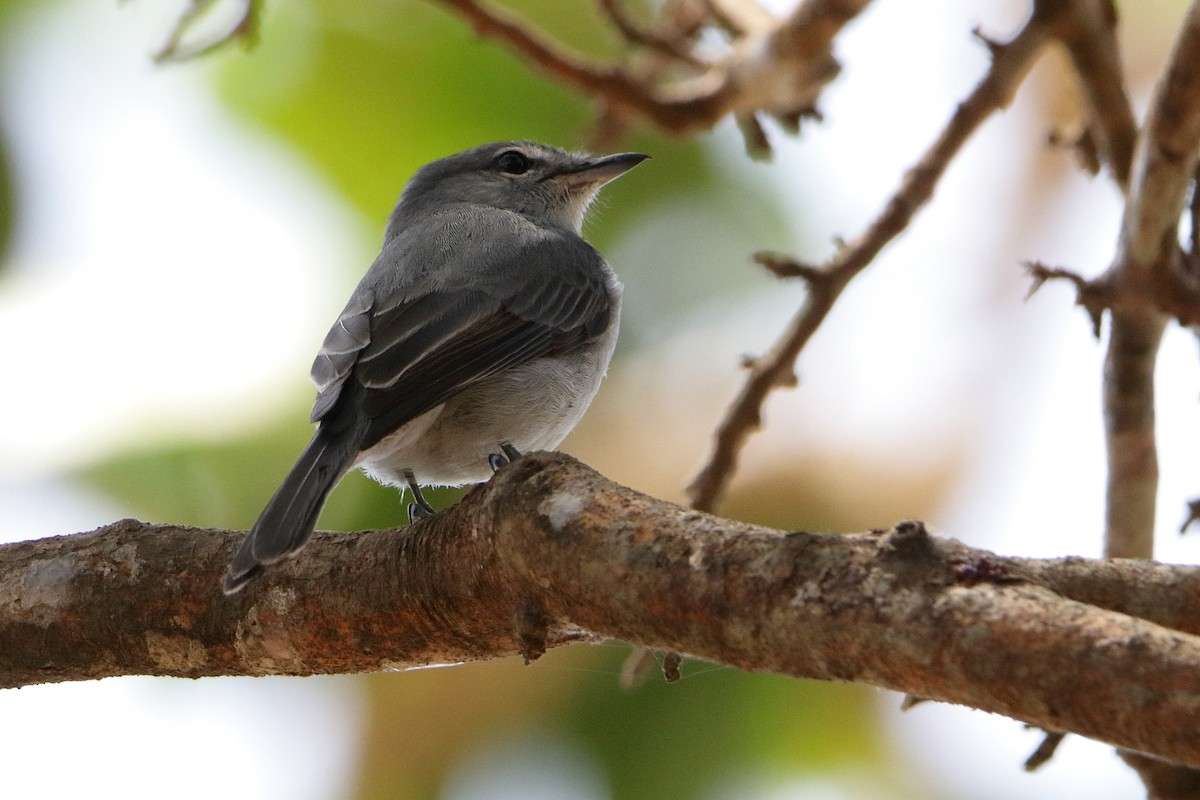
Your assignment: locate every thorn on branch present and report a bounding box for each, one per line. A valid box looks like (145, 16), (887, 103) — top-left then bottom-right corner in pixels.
(737, 112), (774, 161)
(972, 25), (1007, 60)
(891, 520), (930, 540)
(1024, 730), (1066, 771)
(662, 651), (682, 683)
(1048, 127), (1102, 177)
(1023, 261), (1107, 338)
(771, 106), (823, 135)
(754, 251), (826, 282)
(900, 693), (929, 711)
(879, 520), (934, 556)
(515, 602), (550, 664)
(1180, 498), (1200, 535)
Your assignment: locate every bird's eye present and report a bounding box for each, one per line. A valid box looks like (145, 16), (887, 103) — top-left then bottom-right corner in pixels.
(495, 151), (530, 175)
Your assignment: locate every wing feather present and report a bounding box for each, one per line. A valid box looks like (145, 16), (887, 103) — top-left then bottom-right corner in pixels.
(310, 291), (373, 422)
(311, 231), (614, 452)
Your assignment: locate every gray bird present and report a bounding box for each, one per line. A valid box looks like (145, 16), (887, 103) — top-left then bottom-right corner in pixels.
(223, 141), (646, 594)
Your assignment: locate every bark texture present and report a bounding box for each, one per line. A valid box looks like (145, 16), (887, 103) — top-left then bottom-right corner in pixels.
(4, 453), (1200, 768)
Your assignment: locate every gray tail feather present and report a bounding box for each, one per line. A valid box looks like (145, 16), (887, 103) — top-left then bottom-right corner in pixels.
(223, 432), (353, 594)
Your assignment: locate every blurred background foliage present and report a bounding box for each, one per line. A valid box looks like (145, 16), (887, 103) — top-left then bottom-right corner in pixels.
(44, 1), (892, 798)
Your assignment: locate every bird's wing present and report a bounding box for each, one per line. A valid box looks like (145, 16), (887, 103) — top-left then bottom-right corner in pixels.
(308, 237), (612, 451)
(309, 291), (373, 423)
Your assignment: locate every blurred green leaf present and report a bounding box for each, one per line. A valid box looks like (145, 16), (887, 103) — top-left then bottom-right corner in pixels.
(350, 643), (884, 800)
(564, 652), (882, 799)
(82, 412), (457, 532)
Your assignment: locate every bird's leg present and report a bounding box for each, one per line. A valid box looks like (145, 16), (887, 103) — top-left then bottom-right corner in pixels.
(404, 469), (436, 524)
(489, 442), (523, 472)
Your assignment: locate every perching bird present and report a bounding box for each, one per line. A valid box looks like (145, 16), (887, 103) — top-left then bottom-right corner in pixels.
(223, 141), (646, 594)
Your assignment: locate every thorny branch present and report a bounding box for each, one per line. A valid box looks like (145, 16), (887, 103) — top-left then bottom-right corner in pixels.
(685, 11), (1050, 512)
(7, 453), (1200, 769)
(433, 0), (866, 151)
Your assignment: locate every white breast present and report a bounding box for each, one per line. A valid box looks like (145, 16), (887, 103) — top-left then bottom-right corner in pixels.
(355, 287), (622, 488)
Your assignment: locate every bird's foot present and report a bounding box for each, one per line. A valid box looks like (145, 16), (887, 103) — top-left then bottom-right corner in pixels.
(489, 443), (523, 472)
(407, 501), (435, 524)
(404, 469), (436, 525)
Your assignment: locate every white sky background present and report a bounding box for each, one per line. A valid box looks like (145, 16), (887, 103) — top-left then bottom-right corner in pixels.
(1, 0), (1198, 798)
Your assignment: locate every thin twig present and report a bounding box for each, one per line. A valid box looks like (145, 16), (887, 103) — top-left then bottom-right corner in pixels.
(1181, 498), (1200, 534)
(436, 0), (724, 131)
(589, 0), (713, 149)
(1052, 0), (1137, 188)
(1025, 730), (1067, 771)
(1024, 261), (1108, 336)
(685, 14), (1051, 512)
(597, 0), (707, 67)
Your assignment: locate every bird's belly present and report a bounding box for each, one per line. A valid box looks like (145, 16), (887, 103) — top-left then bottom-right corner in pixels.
(354, 344), (613, 488)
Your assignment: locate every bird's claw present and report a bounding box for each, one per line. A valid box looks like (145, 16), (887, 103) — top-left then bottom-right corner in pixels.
(407, 501), (435, 524)
(489, 443), (523, 473)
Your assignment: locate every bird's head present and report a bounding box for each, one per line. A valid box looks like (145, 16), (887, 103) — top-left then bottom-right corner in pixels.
(389, 141), (648, 235)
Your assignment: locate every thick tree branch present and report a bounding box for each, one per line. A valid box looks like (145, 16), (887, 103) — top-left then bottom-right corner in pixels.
(5, 453), (1200, 768)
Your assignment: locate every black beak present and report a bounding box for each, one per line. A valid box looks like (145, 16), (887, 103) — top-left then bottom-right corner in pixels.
(555, 152), (650, 187)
